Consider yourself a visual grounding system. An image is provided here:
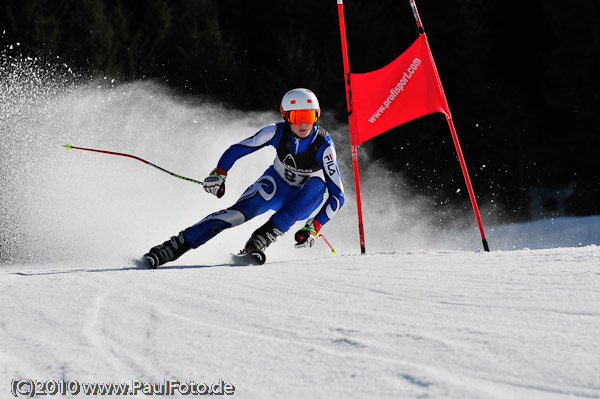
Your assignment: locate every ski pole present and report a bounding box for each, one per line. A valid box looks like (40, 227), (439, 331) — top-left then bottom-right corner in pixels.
(63, 144), (203, 186)
(319, 234), (337, 254)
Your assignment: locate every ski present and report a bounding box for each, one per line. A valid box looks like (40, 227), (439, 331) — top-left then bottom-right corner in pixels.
(231, 250), (266, 266)
(133, 249), (266, 269)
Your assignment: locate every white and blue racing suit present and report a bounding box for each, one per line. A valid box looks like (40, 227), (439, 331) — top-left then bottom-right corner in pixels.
(183, 122), (345, 248)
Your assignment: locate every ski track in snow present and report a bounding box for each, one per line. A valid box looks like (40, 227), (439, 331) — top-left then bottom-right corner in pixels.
(1, 246), (599, 399)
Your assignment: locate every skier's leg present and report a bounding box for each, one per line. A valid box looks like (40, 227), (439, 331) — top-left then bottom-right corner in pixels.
(182, 208), (246, 248)
(144, 206), (249, 268)
(233, 170), (308, 252)
(243, 177), (326, 253)
(270, 176), (326, 233)
(143, 170), (285, 268)
(183, 168), (288, 249)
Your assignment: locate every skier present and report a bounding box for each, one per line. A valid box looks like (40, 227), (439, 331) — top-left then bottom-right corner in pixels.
(142, 88), (345, 268)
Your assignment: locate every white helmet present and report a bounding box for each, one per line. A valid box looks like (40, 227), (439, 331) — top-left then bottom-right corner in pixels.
(280, 88), (321, 123)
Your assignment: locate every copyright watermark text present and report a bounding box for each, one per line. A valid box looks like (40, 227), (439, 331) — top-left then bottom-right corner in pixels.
(10, 378), (235, 396)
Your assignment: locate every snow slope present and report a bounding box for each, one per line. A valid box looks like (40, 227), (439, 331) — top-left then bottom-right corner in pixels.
(1, 244), (599, 398)
(1, 57), (600, 398)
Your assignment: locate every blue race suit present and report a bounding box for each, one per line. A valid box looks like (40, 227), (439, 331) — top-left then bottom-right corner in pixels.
(183, 122), (345, 248)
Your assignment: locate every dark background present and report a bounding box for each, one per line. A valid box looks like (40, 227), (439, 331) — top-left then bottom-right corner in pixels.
(2, 0), (599, 222)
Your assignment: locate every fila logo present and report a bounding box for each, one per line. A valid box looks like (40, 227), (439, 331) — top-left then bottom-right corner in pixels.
(324, 154), (336, 176)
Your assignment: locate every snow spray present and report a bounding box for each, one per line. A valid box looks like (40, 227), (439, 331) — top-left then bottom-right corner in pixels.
(0, 45), (486, 265)
(0, 47), (282, 264)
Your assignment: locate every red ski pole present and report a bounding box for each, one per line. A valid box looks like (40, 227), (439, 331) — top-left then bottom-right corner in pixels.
(319, 234), (337, 254)
(64, 144), (204, 186)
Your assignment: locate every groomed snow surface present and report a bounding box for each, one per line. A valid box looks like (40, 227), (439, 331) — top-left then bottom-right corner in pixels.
(1, 73), (599, 398)
(1, 241), (599, 399)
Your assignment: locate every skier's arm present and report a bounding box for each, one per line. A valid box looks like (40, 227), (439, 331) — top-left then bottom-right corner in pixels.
(313, 141), (345, 229)
(216, 124), (278, 172)
(294, 141), (344, 248)
(203, 124), (278, 198)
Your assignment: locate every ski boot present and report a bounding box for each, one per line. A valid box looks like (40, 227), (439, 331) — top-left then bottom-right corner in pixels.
(244, 220), (283, 253)
(231, 221), (283, 265)
(143, 231), (191, 269)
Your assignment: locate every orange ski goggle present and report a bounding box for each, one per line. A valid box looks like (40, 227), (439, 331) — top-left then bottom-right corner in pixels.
(282, 109), (320, 125)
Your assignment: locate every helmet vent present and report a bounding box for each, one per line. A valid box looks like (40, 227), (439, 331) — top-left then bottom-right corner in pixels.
(280, 88), (320, 115)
